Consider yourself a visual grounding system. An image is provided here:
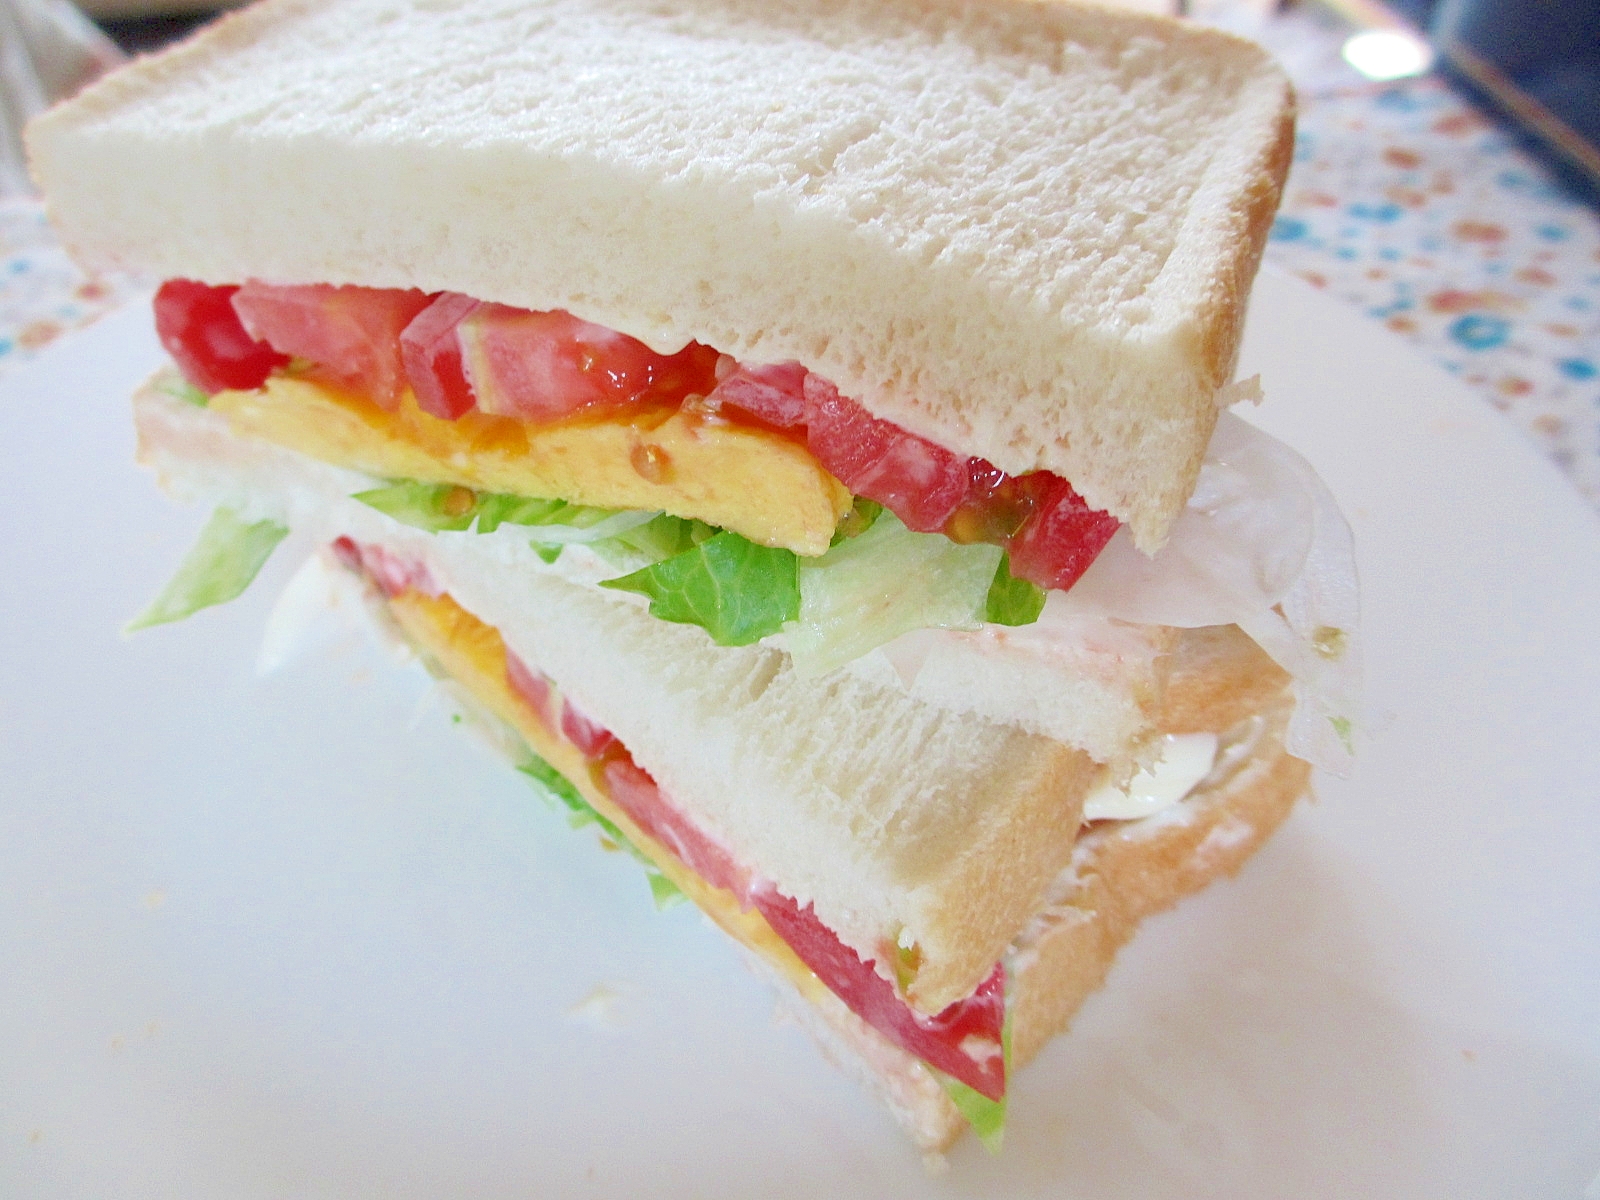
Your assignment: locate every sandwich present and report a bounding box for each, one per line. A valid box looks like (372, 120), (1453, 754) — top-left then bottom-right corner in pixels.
(27, 0), (1359, 1156)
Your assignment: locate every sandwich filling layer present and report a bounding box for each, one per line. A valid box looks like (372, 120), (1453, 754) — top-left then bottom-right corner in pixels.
(160, 279), (1121, 588)
(150, 280), (1361, 772)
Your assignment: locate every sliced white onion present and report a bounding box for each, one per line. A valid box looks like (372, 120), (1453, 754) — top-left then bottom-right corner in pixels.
(1061, 412), (1361, 775)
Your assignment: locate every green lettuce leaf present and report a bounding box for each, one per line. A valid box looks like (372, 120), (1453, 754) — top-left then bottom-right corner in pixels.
(354, 481), (480, 531)
(474, 493), (570, 533)
(783, 512), (1001, 677)
(125, 507), (289, 632)
(352, 481), (657, 546)
(600, 531), (800, 646)
(934, 1073), (1007, 1154)
(160, 377), (210, 408)
(931, 1009), (1012, 1153)
(602, 513), (717, 563)
(984, 554), (1047, 625)
(517, 754), (686, 910)
(829, 497), (883, 546)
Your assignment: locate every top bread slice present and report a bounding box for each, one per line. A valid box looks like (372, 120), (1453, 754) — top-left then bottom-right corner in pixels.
(27, 0), (1295, 549)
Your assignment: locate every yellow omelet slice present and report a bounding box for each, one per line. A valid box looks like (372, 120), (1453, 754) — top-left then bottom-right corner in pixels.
(211, 377), (852, 555)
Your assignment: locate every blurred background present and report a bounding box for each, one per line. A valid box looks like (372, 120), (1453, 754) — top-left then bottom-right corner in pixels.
(2, 0), (1598, 514)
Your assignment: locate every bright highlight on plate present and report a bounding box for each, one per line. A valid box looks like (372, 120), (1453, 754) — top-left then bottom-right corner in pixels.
(1341, 29), (1436, 81)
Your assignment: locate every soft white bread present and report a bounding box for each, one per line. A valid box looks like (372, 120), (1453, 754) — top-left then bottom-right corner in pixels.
(29, 0), (1295, 549)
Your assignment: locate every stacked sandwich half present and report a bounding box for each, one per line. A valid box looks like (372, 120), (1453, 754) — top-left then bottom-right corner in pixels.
(28, 0), (1359, 1153)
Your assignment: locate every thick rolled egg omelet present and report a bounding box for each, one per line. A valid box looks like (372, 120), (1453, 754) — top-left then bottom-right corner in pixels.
(211, 376), (852, 554)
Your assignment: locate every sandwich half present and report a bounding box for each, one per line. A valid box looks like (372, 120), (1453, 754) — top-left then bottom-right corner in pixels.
(28, 0), (1359, 1155)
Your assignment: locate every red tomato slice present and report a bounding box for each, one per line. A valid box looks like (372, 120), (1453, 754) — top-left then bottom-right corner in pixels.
(153, 279), (290, 394)
(400, 292), (482, 419)
(1002, 474), (1121, 591)
(231, 282), (431, 411)
(330, 537), (439, 599)
(602, 755), (751, 900)
(753, 887), (1008, 1100)
(802, 374), (970, 533)
(708, 361), (810, 427)
(504, 650), (558, 730)
(458, 304), (719, 423)
(558, 697), (619, 759)
(604, 756), (1006, 1098)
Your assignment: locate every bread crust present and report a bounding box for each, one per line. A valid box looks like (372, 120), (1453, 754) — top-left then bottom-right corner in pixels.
(1157, 624), (1293, 735)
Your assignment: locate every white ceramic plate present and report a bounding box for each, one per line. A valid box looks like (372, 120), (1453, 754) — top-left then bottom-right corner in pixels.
(1, 269), (1597, 1199)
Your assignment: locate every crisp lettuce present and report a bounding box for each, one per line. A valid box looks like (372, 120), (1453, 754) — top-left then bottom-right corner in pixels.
(473, 493), (568, 533)
(600, 531), (800, 646)
(160, 377), (210, 408)
(353, 479), (1047, 662)
(783, 512), (1002, 677)
(352, 481), (656, 545)
(126, 507), (289, 632)
(931, 1010), (1012, 1153)
(353, 481), (479, 532)
(829, 497), (883, 546)
(600, 513), (717, 563)
(517, 754), (686, 910)
(984, 555), (1047, 626)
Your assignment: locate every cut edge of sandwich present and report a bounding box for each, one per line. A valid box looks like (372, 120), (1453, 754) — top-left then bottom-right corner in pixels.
(359, 556), (1309, 1155)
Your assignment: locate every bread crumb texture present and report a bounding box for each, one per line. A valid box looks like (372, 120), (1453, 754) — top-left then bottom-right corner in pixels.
(29, 0), (1292, 546)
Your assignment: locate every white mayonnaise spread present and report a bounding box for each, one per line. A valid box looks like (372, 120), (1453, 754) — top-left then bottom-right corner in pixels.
(1081, 732), (1220, 821)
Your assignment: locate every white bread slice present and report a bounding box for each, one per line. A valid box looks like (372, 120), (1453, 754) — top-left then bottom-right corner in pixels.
(357, 552), (1306, 1154)
(28, 0), (1294, 549)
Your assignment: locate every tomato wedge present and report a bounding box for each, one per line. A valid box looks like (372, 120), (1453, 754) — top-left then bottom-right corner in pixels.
(504, 649), (557, 729)
(753, 888), (1007, 1100)
(231, 282), (431, 410)
(801, 374), (970, 533)
(154, 280), (290, 394)
(458, 304), (720, 423)
(329, 536), (439, 599)
(559, 698), (619, 759)
(710, 361), (810, 428)
(603, 755), (753, 901)
(399, 292), (481, 419)
(1001, 473), (1119, 591)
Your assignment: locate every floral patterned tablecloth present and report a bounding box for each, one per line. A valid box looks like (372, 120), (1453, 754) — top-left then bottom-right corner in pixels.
(4, 71), (1598, 513)
(1268, 75), (1600, 512)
